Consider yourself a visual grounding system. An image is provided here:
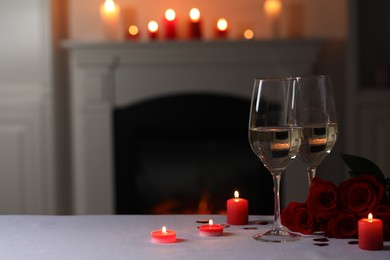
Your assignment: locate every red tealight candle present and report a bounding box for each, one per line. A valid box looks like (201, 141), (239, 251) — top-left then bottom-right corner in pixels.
(164, 8), (177, 40)
(215, 18), (228, 39)
(188, 7), (202, 39)
(227, 190), (248, 225)
(151, 226), (177, 243)
(148, 20), (159, 40)
(358, 213), (383, 250)
(199, 219), (224, 237)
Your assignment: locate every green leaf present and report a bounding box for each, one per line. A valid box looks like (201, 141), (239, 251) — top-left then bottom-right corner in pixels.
(340, 153), (386, 185)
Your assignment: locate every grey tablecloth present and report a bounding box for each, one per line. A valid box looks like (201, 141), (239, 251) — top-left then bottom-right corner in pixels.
(0, 215), (388, 259)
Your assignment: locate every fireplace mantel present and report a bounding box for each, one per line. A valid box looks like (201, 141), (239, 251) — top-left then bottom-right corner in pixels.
(64, 40), (322, 214)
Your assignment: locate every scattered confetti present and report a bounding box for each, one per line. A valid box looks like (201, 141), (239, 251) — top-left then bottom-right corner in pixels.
(313, 238), (329, 242)
(314, 243), (329, 247)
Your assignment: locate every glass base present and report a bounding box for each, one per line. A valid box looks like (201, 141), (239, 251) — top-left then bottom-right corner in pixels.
(253, 229), (301, 242)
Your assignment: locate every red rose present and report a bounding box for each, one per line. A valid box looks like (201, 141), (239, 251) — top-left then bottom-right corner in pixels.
(281, 202), (317, 234)
(307, 177), (339, 219)
(339, 174), (385, 216)
(325, 211), (359, 238)
(373, 204), (390, 241)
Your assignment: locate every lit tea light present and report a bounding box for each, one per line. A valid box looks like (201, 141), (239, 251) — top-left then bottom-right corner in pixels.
(189, 7), (202, 39)
(199, 219), (224, 237)
(151, 226), (177, 243)
(127, 25), (139, 40)
(148, 20), (159, 40)
(244, 29), (254, 40)
(100, 0), (120, 40)
(227, 190), (248, 225)
(358, 213), (383, 250)
(264, 0), (282, 38)
(164, 8), (177, 39)
(215, 18), (228, 39)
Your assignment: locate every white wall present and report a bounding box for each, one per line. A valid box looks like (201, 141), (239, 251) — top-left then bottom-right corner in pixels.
(68, 0), (347, 41)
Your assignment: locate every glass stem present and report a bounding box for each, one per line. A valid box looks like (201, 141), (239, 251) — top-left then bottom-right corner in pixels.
(272, 171), (283, 232)
(307, 167), (316, 187)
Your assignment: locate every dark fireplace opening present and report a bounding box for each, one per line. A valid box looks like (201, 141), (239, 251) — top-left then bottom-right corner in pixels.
(114, 93), (273, 215)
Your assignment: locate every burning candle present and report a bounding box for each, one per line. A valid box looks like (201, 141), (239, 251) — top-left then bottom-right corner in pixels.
(148, 20), (159, 40)
(126, 25), (139, 40)
(215, 18), (228, 39)
(151, 226), (177, 243)
(189, 8), (202, 39)
(199, 219), (224, 237)
(264, 0), (282, 38)
(264, 0), (282, 18)
(100, 0), (120, 40)
(358, 213), (383, 250)
(244, 29), (254, 40)
(227, 190), (248, 225)
(164, 8), (177, 40)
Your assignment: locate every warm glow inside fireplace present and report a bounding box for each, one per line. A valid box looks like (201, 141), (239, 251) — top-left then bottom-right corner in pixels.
(114, 93), (273, 214)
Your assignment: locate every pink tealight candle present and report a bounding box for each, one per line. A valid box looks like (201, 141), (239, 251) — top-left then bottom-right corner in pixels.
(151, 226), (177, 243)
(199, 219), (224, 237)
(358, 213), (383, 250)
(227, 190), (248, 225)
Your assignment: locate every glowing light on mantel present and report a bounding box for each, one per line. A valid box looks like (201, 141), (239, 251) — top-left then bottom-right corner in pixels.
(264, 0), (282, 18)
(148, 21), (159, 33)
(103, 0), (116, 13)
(190, 8), (200, 22)
(217, 18), (228, 31)
(128, 25), (139, 36)
(244, 29), (254, 40)
(165, 8), (176, 21)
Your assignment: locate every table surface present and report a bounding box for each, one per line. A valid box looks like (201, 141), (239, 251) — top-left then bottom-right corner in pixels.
(0, 214), (389, 260)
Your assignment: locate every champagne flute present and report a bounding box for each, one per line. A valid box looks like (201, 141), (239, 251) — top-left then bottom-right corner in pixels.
(249, 77), (302, 242)
(294, 75), (338, 187)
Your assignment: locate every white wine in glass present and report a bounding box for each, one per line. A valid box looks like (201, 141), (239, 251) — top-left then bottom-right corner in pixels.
(295, 75), (338, 187)
(249, 77), (302, 242)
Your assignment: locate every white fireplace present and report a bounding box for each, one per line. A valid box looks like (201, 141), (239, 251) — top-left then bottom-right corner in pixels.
(64, 40), (322, 214)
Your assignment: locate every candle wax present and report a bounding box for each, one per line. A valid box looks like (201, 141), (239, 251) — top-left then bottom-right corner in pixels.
(227, 197), (248, 225)
(151, 229), (177, 243)
(199, 223), (224, 237)
(189, 20), (202, 39)
(358, 217), (383, 250)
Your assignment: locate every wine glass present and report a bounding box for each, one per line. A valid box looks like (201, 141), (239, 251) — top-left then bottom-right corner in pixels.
(248, 77), (302, 242)
(294, 75), (338, 187)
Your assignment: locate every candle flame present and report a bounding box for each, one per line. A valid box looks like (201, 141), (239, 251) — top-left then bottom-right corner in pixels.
(244, 29), (254, 40)
(103, 0), (116, 13)
(208, 219), (213, 226)
(165, 9), (176, 21)
(368, 213), (373, 222)
(148, 21), (159, 33)
(217, 18), (228, 31)
(190, 8), (200, 22)
(162, 226), (167, 234)
(128, 25), (139, 36)
(234, 190), (239, 198)
(264, 0), (282, 17)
